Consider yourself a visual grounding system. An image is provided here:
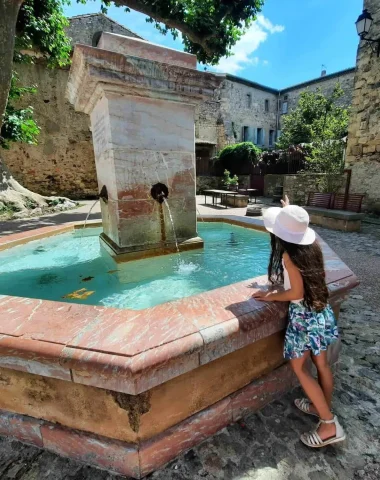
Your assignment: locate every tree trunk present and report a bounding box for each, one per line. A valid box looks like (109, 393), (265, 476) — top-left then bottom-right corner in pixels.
(0, 0), (23, 130)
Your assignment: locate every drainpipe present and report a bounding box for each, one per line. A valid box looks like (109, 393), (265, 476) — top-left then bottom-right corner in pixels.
(276, 91), (281, 141)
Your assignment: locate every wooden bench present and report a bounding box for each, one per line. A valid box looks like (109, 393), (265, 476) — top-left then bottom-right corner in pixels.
(331, 194), (364, 213)
(305, 192), (365, 232)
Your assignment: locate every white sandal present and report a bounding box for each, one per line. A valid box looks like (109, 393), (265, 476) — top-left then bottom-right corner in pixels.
(294, 398), (319, 418)
(300, 416), (346, 448)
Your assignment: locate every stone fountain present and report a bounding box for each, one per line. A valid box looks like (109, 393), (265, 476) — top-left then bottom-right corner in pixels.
(0, 33), (359, 480)
(66, 33), (220, 261)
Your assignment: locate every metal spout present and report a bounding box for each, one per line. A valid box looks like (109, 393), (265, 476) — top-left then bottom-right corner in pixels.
(151, 183), (169, 204)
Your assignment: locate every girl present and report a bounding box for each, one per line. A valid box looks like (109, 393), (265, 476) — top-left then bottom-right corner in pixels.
(253, 205), (345, 448)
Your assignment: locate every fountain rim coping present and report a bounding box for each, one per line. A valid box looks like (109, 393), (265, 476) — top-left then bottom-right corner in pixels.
(0, 215), (358, 395)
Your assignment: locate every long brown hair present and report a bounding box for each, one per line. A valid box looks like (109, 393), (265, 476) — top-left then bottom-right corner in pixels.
(268, 233), (284, 285)
(279, 238), (328, 312)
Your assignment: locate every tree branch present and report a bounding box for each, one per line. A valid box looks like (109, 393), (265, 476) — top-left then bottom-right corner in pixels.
(112, 0), (214, 55)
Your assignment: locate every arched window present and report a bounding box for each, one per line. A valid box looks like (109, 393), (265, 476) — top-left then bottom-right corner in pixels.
(92, 31), (103, 47)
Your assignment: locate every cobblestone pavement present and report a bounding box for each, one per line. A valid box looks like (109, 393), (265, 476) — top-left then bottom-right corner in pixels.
(0, 224), (379, 480)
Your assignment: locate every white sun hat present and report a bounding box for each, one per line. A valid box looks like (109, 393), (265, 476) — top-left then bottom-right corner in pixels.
(272, 205), (316, 245)
(263, 207), (282, 232)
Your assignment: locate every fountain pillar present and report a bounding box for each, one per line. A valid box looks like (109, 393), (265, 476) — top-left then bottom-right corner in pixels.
(66, 33), (221, 261)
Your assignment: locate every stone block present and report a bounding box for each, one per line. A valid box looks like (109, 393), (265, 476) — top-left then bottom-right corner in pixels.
(222, 194), (249, 208)
(98, 32), (197, 69)
(0, 409), (43, 447)
(350, 145), (363, 156)
(41, 424), (140, 478)
(230, 363), (297, 421)
(363, 145), (377, 154)
(138, 397), (232, 477)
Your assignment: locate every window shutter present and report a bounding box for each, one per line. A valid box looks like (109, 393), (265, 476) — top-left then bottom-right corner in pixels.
(247, 127), (254, 142)
(254, 128), (258, 144)
(262, 129), (266, 146)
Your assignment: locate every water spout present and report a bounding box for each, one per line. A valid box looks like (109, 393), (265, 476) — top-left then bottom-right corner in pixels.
(163, 198), (179, 254)
(81, 199), (99, 237)
(151, 183), (168, 204)
(99, 185), (108, 204)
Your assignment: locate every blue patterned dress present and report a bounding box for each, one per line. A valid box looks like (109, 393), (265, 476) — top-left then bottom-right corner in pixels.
(284, 302), (339, 360)
(282, 260), (339, 360)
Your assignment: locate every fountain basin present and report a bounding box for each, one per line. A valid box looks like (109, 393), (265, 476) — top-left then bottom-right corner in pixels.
(0, 216), (358, 478)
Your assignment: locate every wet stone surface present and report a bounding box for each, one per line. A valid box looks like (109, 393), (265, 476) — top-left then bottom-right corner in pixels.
(0, 224), (380, 479)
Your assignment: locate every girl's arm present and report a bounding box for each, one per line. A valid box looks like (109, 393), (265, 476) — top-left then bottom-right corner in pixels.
(253, 253), (304, 302)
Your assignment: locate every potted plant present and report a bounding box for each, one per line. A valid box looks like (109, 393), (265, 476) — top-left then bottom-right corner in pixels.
(223, 170), (239, 191)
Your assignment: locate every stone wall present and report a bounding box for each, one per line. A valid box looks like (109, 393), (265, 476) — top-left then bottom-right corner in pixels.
(196, 176), (222, 194)
(346, 0), (380, 213)
(67, 13), (141, 46)
(264, 174), (346, 204)
(195, 77), (278, 153)
(196, 174), (251, 194)
(2, 63), (97, 198)
(2, 15), (140, 199)
(283, 174), (346, 205)
(278, 69), (355, 129)
(263, 175), (284, 197)
(220, 78), (278, 150)
(197, 69), (355, 154)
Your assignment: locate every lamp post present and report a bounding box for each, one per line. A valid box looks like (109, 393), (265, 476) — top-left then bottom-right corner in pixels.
(355, 9), (380, 57)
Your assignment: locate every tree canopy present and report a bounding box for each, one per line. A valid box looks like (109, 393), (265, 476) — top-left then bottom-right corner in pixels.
(78, 0), (264, 65)
(277, 85), (349, 149)
(276, 85), (350, 174)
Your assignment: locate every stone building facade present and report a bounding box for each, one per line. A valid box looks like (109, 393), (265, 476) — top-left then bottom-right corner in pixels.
(278, 68), (355, 120)
(195, 69), (355, 164)
(2, 14), (141, 199)
(346, 0), (380, 212)
(3, 12), (355, 199)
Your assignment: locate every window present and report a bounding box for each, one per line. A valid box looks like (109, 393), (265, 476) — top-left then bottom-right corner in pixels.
(269, 130), (275, 147)
(256, 128), (263, 145)
(265, 99), (269, 112)
(282, 94), (288, 114)
(243, 126), (249, 141)
(246, 94), (252, 108)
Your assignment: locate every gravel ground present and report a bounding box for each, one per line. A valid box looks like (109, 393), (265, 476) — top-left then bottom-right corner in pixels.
(0, 224), (379, 480)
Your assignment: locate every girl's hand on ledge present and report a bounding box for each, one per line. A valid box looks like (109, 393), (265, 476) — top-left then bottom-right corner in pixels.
(252, 290), (276, 301)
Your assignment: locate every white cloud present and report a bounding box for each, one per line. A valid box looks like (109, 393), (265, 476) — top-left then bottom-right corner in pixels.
(256, 14), (285, 34)
(211, 15), (284, 74)
(263, 60), (270, 66)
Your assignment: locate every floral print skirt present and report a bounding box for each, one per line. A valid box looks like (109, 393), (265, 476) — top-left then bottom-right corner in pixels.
(284, 302), (339, 360)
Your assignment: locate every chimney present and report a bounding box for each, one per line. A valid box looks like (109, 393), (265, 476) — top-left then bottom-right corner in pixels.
(321, 65), (327, 77)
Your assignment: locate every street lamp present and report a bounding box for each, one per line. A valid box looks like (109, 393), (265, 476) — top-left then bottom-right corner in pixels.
(355, 9), (380, 56)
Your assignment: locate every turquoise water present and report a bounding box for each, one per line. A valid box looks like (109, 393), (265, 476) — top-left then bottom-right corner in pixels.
(0, 223), (270, 310)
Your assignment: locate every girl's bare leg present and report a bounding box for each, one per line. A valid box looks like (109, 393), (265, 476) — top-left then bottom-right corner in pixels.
(290, 351), (336, 440)
(312, 351), (334, 409)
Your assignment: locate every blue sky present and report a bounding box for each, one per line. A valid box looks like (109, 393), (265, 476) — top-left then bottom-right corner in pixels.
(64, 0), (363, 89)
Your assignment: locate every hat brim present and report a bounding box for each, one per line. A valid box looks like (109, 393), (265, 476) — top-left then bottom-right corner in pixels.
(273, 221), (316, 246)
(263, 207), (282, 233)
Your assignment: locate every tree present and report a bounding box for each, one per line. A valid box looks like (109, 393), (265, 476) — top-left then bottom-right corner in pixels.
(216, 142), (261, 175)
(0, 0), (263, 217)
(276, 85), (349, 175)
